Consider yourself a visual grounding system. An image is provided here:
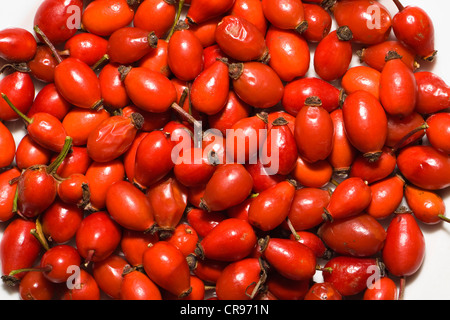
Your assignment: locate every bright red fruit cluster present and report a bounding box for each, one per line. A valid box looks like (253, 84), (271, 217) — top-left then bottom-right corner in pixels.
(0, 0), (448, 301)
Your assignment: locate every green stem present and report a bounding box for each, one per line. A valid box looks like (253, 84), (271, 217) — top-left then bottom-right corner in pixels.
(91, 54), (110, 71)
(8, 265), (51, 278)
(46, 137), (73, 175)
(1, 93), (33, 125)
(165, 0), (185, 41)
(438, 214), (450, 223)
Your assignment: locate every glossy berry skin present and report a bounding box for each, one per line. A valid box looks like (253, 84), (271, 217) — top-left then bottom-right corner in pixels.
(61, 269), (100, 300)
(119, 270), (162, 300)
(106, 180), (155, 232)
(27, 83), (71, 121)
(0, 168), (20, 222)
(414, 72), (450, 114)
(39, 245), (81, 283)
(63, 32), (108, 67)
(120, 229), (159, 267)
(385, 112), (425, 149)
(27, 45), (59, 83)
(34, 0), (83, 44)
(186, 0), (235, 25)
(382, 213), (425, 277)
(186, 207), (226, 238)
(318, 214), (386, 257)
(289, 231), (329, 259)
(342, 66), (381, 100)
(304, 282), (342, 300)
(24, 112), (67, 153)
(230, 62), (284, 109)
(331, 0), (392, 45)
(56, 172), (89, 205)
(392, 4), (436, 61)
(143, 241), (192, 298)
(201, 164), (253, 212)
(349, 148), (397, 185)
(325, 177), (372, 222)
(397, 145), (450, 190)
(366, 175), (405, 220)
(261, 0), (307, 33)
(0, 71), (35, 121)
(215, 258), (264, 300)
(426, 112), (450, 154)
(0, 120), (15, 168)
(196, 218), (257, 261)
(92, 254), (130, 300)
(230, 0), (268, 35)
(0, 28), (37, 62)
(342, 90), (388, 162)
(19, 271), (56, 300)
(75, 211), (122, 263)
(166, 223), (199, 257)
(0, 219), (41, 281)
(99, 63), (130, 110)
(134, 0), (176, 38)
(363, 277), (398, 300)
(314, 27), (353, 82)
(303, 3), (332, 43)
(405, 184), (446, 225)
(54, 57), (103, 110)
(261, 237), (317, 281)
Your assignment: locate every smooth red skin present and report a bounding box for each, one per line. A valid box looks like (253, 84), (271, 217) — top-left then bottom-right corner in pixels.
(85, 159), (125, 211)
(226, 196), (251, 221)
(267, 111), (295, 134)
(426, 112), (450, 154)
(190, 59), (230, 115)
(382, 213), (425, 277)
(186, 0), (235, 25)
(248, 181), (296, 231)
(186, 208), (226, 238)
(261, 0), (306, 30)
(266, 272), (310, 300)
(119, 270), (162, 300)
(289, 231), (329, 259)
(75, 211), (122, 263)
(265, 25), (310, 82)
(0, 121), (15, 168)
(342, 90), (388, 156)
(232, 62), (284, 109)
(293, 157), (331, 188)
(342, 66), (381, 100)
(0, 218), (41, 279)
(54, 147), (91, 178)
(54, 57), (102, 110)
(262, 120), (297, 175)
(34, 0), (83, 44)
(327, 109), (358, 173)
(25, 114), (65, 154)
(57, 173), (89, 205)
(386, 112), (425, 148)
(123, 132), (149, 182)
(359, 40), (418, 72)
(397, 145), (450, 190)
(0, 72), (35, 121)
(86, 115), (139, 163)
(186, 17), (219, 49)
(64, 33), (108, 66)
(61, 269), (100, 300)
(120, 229), (159, 267)
(304, 282), (342, 300)
(199, 218), (257, 261)
(405, 185), (446, 225)
(107, 27), (156, 65)
(19, 271), (57, 300)
(147, 175), (188, 230)
(215, 15), (268, 63)
(215, 258), (262, 300)
(367, 175), (405, 220)
(163, 275), (206, 301)
(173, 146), (217, 187)
(380, 58), (416, 117)
(134, 0), (176, 38)
(230, 0), (268, 35)
(139, 39), (171, 78)
(39, 245), (81, 283)
(124, 67), (178, 113)
(0, 28), (37, 62)
(282, 77), (341, 116)
(106, 180), (155, 232)
(0, 167), (20, 222)
(62, 107), (111, 147)
(123, 105), (171, 133)
(363, 277), (398, 300)
(143, 241), (192, 297)
(28, 45), (58, 83)
(263, 238), (317, 281)
(41, 199), (83, 244)
(203, 44), (231, 70)
(318, 214), (386, 257)
(322, 256), (380, 296)
(92, 254), (130, 299)
(165, 223), (199, 257)
(246, 159), (286, 194)
(332, 0), (392, 45)
(326, 177), (372, 221)
(27, 84), (71, 121)
(288, 187), (331, 231)
(202, 164), (253, 212)
(17, 168), (57, 218)
(167, 28), (204, 81)
(349, 148), (397, 184)
(314, 30), (353, 82)
(414, 71), (450, 114)
(303, 3), (332, 42)
(82, 0), (135, 37)
(191, 257), (228, 284)
(98, 63), (130, 110)
(392, 6), (435, 59)
(295, 105), (334, 164)
(133, 130), (175, 189)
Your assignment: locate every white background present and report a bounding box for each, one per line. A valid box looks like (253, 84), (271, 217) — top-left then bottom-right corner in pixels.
(0, 0), (449, 300)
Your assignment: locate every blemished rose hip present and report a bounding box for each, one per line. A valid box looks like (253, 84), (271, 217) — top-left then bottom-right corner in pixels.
(0, 0), (449, 302)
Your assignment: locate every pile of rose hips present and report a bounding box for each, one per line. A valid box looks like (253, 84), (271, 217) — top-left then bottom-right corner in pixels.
(0, 0), (449, 301)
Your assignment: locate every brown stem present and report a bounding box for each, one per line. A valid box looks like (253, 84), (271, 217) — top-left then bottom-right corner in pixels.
(91, 54), (110, 71)
(33, 25), (63, 64)
(392, 0), (405, 11)
(391, 122), (428, 154)
(286, 218), (300, 241)
(170, 102), (200, 128)
(399, 276), (406, 300)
